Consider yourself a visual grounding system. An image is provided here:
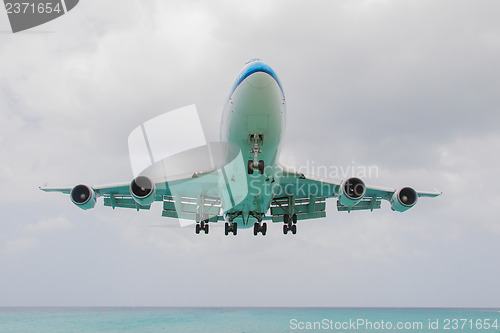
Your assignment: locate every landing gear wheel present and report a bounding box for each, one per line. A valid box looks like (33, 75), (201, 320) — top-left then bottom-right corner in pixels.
(292, 214), (297, 224)
(233, 223), (238, 235)
(247, 160), (254, 175)
(291, 224), (297, 234)
(284, 214), (290, 224)
(195, 224), (201, 234)
(253, 222), (267, 235)
(224, 222), (229, 236)
(283, 224), (288, 235)
(204, 223), (209, 234)
(258, 160), (265, 174)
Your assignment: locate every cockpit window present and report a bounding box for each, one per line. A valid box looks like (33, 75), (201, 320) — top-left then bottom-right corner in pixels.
(245, 58), (262, 64)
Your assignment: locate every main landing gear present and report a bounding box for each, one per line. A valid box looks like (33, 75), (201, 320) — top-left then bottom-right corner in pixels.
(248, 134), (264, 174)
(283, 214), (297, 235)
(224, 222), (237, 236)
(195, 220), (209, 234)
(253, 222), (267, 236)
(195, 214), (209, 234)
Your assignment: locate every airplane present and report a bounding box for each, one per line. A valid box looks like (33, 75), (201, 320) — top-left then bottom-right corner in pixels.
(41, 59), (441, 236)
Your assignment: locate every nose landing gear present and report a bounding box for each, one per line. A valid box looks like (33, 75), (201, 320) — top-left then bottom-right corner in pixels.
(248, 160), (265, 175)
(248, 134), (265, 174)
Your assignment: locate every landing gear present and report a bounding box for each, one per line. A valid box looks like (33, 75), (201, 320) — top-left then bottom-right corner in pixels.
(248, 160), (265, 175)
(224, 222), (237, 236)
(248, 160), (254, 175)
(248, 134), (265, 174)
(195, 220), (209, 234)
(195, 214), (209, 235)
(253, 222), (267, 236)
(282, 214), (297, 235)
(283, 214), (297, 224)
(283, 223), (297, 235)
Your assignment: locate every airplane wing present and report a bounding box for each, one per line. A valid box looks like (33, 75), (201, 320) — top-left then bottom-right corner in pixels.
(40, 158), (248, 224)
(41, 182), (136, 196)
(270, 166), (441, 223)
(40, 181), (169, 211)
(40, 173), (225, 221)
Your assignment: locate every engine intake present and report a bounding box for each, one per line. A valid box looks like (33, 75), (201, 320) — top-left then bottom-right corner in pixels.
(130, 176), (156, 206)
(390, 187), (418, 212)
(70, 184), (96, 210)
(339, 177), (366, 207)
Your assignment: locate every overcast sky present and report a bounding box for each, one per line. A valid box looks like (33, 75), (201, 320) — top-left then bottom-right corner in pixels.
(1, 0), (500, 307)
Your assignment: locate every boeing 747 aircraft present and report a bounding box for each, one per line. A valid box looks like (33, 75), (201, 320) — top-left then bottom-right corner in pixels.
(41, 59), (441, 236)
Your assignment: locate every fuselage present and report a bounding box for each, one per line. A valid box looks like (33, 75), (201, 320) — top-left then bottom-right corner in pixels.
(220, 59), (286, 227)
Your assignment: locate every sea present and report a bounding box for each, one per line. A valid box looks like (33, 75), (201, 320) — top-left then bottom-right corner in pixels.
(0, 307), (499, 333)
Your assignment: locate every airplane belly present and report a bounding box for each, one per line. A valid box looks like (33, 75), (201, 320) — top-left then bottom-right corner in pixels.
(221, 71), (285, 219)
(228, 75), (284, 165)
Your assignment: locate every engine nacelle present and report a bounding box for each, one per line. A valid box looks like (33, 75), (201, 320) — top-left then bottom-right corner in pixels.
(390, 187), (418, 212)
(70, 184), (96, 210)
(339, 177), (366, 207)
(130, 176), (156, 206)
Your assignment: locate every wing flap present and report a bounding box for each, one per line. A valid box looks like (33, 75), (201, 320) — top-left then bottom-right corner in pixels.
(337, 197), (382, 212)
(270, 196), (327, 222)
(162, 195), (221, 221)
(103, 194), (151, 210)
(271, 211), (326, 223)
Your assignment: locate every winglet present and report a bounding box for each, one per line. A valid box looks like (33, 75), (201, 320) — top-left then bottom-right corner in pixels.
(417, 189), (442, 198)
(39, 186), (72, 194)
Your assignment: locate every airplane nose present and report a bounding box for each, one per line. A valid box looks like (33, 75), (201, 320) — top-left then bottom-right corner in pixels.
(246, 72), (273, 89)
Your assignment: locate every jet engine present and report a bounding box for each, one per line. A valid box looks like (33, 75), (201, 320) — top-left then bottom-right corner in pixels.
(130, 176), (156, 206)
(70, 184), (96, 210)
(390, 187), (418, 212)
(338, 177), (366, 207)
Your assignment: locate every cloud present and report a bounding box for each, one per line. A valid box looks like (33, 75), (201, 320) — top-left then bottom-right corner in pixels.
(0, 215), (72, 256)
(23, 215), (72, 233)
(0, 0), (500, 307)
(2, 237), (38, 255)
